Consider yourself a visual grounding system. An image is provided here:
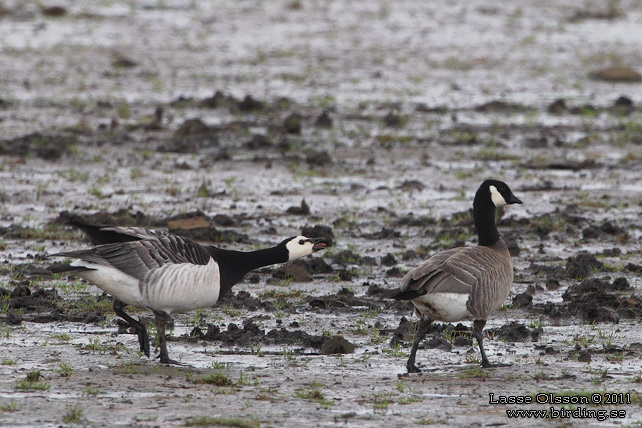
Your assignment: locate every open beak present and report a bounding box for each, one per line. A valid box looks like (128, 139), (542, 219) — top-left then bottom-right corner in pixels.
(309, 238), (327, 252)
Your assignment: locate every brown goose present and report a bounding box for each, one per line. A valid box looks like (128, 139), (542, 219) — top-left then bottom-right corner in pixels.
(48, 222), (327, 364)
(385, 179), (522, 372)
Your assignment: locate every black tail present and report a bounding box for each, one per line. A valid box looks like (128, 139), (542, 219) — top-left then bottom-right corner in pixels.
(381, 288), (423, 301)
(47, 262), (91, 274)
(66, 220), (139, 245)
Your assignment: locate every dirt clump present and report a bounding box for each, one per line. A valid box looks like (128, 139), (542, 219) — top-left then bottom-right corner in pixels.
(302, 224), (335, 247)
(566, 252), (604, 279)
(321, 336), (356, 354)
(489, 322), (543, 342)
(286, 199), (310, 215)
(0, 132), (76, 160)
(196, 319), (325, 349)
(162, 118), (219, 153)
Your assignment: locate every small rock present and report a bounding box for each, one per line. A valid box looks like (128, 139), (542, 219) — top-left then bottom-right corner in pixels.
(452, 336), (472, 347)
(41, 5), (67, 16)
(569, 346), (591, 363)
(610, 277), (630, 291)
(589, 66), (642, 82)
(385, 267), (403, 277)
(283, 113), (303, 134)
(546, 276), (561, 290)
(321, 336), (356, 354)
(383, 111), (404, 127)
(238, 95), (264, 112)
(5, 310), (22, 325)
(213, 214), (236, 227)
(168, 216), (210, 231)
(11, 284), (31, 298)
(380, 253), (397, 267)
(512, 292), (533, 308)
(83, 310), (105, 324)
(302, 225), (334, 247)
(315, 110), (333, 128)
(284, 264), (312, 282)
(566, 253), (604, 279)
(612, 95), (634, 114)
(426, 336), (453, 351)
(198, 90), (228, 108)
(398, 180), (425, 192)
(245, 134), (272, 150)
(286, 199), (310, 215)
(306, 150), (333, 167)
(586, 306), (619, 323)
(547, 98), (567, 114)
(112, 54), (138, 68)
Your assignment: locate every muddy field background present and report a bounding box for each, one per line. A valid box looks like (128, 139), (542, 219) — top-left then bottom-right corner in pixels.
(1, 1), (642, 427)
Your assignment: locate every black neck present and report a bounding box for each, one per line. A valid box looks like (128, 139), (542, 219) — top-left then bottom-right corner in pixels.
(206, 245), (288, 296)
(473, 196), (501, 247)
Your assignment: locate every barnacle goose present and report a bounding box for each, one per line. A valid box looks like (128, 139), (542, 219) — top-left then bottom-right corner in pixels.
(49, 222), (326, 364)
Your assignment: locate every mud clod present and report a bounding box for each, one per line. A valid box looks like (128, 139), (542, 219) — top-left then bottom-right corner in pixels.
(306, 150), (334, 167)
(489, 322), (542, 342)
(163, 118), (219, 153)
(565, 253), (604, 279)
(512, 292), (533, 308)
(301, 225), (335, 247)
(283, 113), (303, 134)
(380, 253), (397, 267)
(238, 95), (264, 112)
(426, 336), (453, 351)
(286, 199), (310, 215)
(315, 110), (333, 128)
(0, 132), (76, 160)
(321, 336), (356, 354)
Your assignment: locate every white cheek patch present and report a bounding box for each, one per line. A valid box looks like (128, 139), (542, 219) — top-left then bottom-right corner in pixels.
(489, 185), (507, 207)
(286, 236), (313, 261)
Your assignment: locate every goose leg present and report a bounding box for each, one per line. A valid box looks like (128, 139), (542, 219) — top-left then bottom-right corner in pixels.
(406, 316), (432, 373)
(153, 311), (182, 365)
(473, 319), (510, 368)
(113, 299), (150, 357)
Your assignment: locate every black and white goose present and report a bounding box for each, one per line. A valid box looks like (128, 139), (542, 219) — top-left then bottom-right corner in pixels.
(385, 179), (522, 372)
(48, 223), (327, 364)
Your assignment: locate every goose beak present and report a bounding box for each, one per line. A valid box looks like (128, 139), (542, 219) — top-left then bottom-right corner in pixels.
(309, 238), (327, 251)
(506, 193), (523, 205)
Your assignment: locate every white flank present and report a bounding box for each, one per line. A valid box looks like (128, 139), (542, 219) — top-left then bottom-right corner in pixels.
(141, 258), (221, 314)
(489, 185), (507, 207)
(285, 235), (315, 261)
(413, 292), (472, 322)
(70, 260), (143, 308)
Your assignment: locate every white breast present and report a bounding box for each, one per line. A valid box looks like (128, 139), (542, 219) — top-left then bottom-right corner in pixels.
(412, 292), (472, 322)
(140, 258), (221, 314)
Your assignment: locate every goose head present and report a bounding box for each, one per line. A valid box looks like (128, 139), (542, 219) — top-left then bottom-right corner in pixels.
(283, 236), (327, 261)
(479, 179), (522, 207)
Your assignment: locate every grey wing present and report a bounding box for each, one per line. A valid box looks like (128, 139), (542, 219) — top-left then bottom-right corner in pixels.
(466, 247), (513, 318)
(399, 248), (474, 295)
(100, 226), (172, 240)
(399, 246), (513, 317)
(54, 235), (212, 281)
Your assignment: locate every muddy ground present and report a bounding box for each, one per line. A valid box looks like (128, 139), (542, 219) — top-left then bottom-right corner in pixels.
(1, 1), (642, 427)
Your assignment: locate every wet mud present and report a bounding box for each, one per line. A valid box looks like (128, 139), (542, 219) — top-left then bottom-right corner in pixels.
(1, 1), (642, 427)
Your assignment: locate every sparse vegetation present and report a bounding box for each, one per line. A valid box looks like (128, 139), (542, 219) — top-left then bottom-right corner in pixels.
(184, 416), (259, 428)
(62, 404), (84, 423)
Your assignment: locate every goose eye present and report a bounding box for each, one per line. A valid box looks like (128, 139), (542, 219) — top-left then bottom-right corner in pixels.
(298, 239), (305, 245)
